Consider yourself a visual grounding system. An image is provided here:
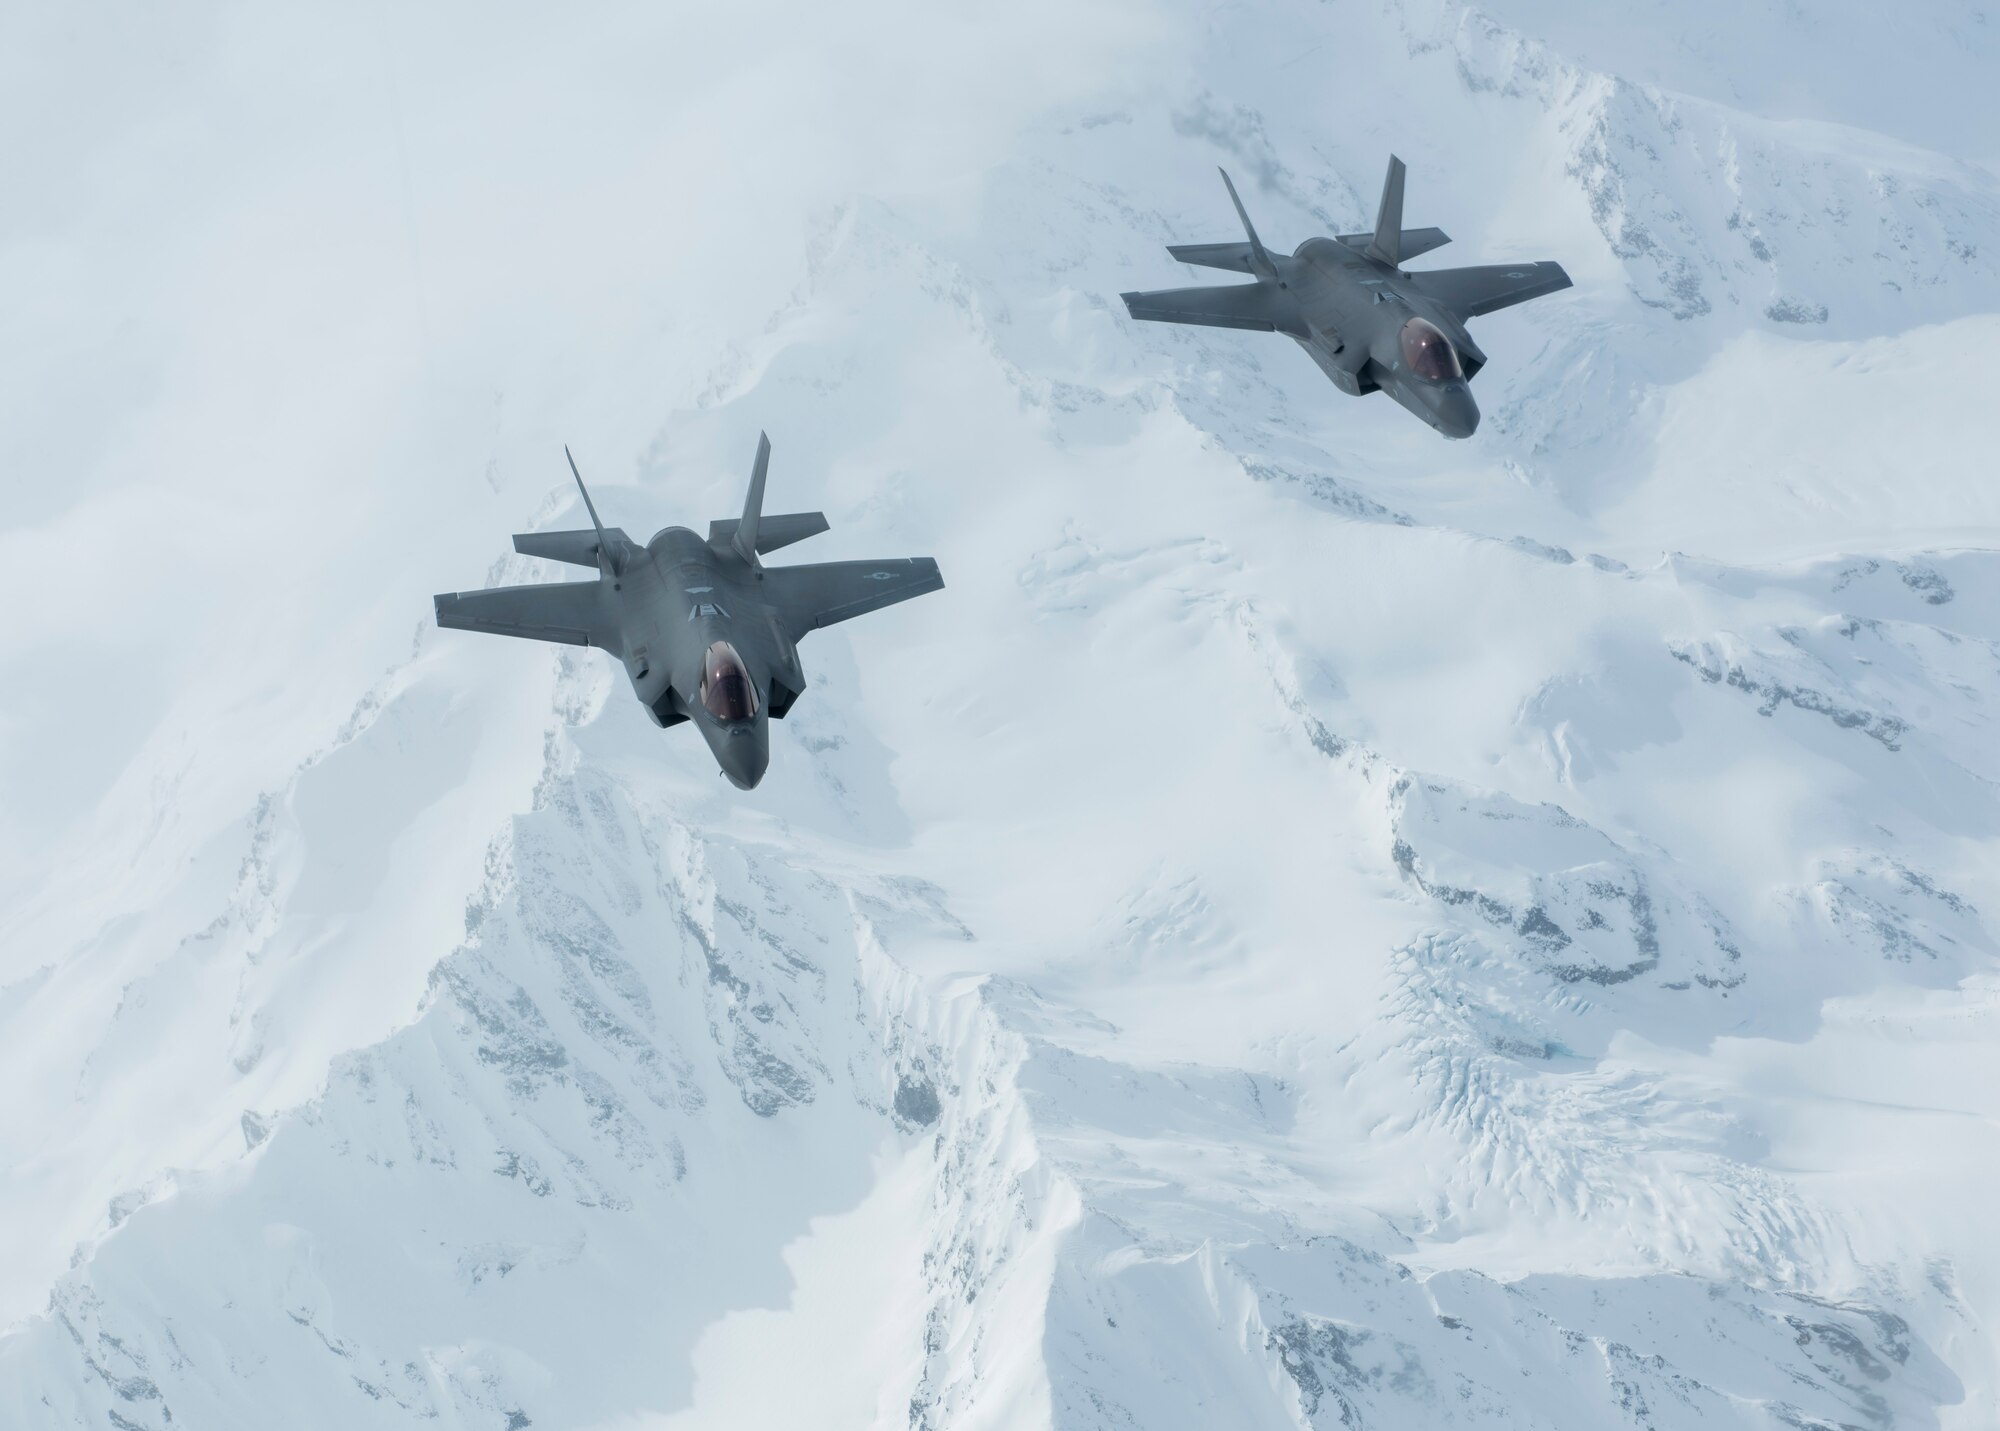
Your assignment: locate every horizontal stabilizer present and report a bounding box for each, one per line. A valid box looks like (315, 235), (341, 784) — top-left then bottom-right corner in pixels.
(1122, 281), (1306, 336)
(708, 511), (830, 555)
(434, 580), (619, 650)
(1167, 241), (1259, 273)
(1405, 260), (1573, 318)
(1337, 226), (1450, 261)
(513, 527), (633, 569)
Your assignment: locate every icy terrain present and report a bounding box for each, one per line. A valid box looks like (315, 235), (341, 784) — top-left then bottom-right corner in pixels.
(2, 0), (1998, 1426)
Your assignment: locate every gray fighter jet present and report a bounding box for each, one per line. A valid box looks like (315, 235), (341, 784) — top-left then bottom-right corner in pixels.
(434, 436), (942, 789)
(1122, 157), (1571, 438)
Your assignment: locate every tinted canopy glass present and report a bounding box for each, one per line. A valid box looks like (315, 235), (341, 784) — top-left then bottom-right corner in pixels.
(700, 641), (758, 722)
(1399, 317), (1464, 381)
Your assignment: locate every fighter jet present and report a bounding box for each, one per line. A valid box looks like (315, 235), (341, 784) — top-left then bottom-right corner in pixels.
(434, 435), (943, 789)
(1121, 156), (1572, 439)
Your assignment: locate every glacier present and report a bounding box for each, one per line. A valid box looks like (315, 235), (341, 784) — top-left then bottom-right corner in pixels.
(1, 0), (1997, 1426)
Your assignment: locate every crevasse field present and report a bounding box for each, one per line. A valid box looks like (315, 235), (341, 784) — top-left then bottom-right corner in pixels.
(3, 1), (1998, 1426)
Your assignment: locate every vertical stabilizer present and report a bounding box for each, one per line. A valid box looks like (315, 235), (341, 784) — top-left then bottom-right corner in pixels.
(732, 432), (771, 567)
(1367, 155), (1407, 267)
(564, 445), (619, 575)
(1217, 168), (1275, 278)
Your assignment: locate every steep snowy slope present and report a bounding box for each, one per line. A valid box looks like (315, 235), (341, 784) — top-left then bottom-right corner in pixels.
(2, 0), (1997, 1427)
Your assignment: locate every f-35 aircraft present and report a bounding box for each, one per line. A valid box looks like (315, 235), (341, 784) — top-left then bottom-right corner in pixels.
(1122, 156), (1571, 438)
(435, 436), (943, 789)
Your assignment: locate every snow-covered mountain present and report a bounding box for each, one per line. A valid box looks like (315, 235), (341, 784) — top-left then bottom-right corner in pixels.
(2, 1), (1997, 1426)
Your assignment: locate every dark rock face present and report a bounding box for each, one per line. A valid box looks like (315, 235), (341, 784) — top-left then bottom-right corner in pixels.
(894, 1075), (942, 1129)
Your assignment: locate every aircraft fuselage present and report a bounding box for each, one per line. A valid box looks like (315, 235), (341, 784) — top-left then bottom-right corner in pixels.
(1278, 239), (1484, 440)
(611, 526), (801, 791)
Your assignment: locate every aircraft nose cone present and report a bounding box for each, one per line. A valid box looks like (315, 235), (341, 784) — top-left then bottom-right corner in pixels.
(1436, 384), (1480, 440)
(718, 726), (770, 790)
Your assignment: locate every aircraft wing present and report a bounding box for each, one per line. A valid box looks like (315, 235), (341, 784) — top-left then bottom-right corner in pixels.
(1404, 261), (1572, 318)
(1120, 281), (1306, 335)
(433, 580), (619, 649)
(767, 557), (944, 638)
